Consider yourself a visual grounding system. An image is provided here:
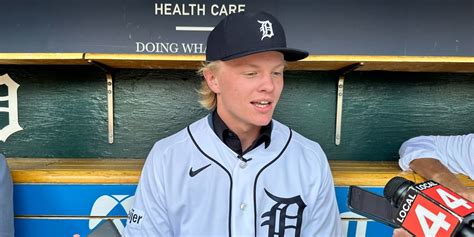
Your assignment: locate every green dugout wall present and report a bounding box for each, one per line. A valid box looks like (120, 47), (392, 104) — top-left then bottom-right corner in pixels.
(0, 0), (473, 160)
(1, 65), (472, 160)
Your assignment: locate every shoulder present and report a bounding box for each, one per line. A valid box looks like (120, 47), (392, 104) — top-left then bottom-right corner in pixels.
(272, 121), (334, 194)
(149, 127), (190, 154)
(278, 121), (325, 156)
(147, 116), (209, 160)
(0, 153), (7, 171)
(152, 117), (209, 150)
(272, 120), (328, 165)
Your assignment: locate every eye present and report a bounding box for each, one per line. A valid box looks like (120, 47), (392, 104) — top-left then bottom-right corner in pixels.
(243, 72), (258, 77)
(272, 71), (283, 77)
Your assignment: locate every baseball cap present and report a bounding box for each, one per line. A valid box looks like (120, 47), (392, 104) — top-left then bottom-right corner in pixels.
(206, 11), (309, 62)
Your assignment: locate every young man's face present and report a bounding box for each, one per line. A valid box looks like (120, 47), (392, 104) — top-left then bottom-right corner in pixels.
(205, 51), (285, 132)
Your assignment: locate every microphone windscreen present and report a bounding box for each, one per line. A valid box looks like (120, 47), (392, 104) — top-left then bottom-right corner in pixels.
(383, 177), (414, 208)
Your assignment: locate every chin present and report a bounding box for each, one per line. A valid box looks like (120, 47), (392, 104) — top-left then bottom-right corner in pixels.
(253, 116), (273, 127)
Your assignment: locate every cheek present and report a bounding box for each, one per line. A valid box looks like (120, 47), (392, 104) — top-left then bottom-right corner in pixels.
(275, 78), (284, 95)
(220, 82), (243, 102)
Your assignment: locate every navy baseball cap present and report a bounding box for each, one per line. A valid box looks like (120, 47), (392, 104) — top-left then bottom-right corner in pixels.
(206, 11), (309, 62)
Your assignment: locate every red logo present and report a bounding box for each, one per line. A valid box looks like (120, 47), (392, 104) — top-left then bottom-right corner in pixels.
(422, 185), (474, 217)
(402, 194), (460, 237)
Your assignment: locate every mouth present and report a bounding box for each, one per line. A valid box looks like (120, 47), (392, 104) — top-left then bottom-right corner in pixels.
(251, 100), (272, 108)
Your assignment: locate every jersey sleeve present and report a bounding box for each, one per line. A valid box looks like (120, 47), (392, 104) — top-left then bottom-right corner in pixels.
(398, 134), (474, 179)
(398, 136), (441, 171)
(0, 154), (14, 237)
(122, 143), (173, 237)
(306, 145), (343, 236)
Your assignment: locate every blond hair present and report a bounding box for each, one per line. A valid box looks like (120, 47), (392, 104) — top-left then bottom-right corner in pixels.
(197, 61), (220, 110)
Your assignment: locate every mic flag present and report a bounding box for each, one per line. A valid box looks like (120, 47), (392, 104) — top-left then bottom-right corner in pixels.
(394, 186), (460, 236)
(385, 177), (474, 237)
(418, 181), (474, 218)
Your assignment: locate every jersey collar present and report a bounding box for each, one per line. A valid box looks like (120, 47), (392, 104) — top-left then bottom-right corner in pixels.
(211, 110), (272, 156)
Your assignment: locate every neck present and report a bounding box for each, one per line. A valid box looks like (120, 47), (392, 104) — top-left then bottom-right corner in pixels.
(215, 111), (261, 152)
(233, 126), (260, 152)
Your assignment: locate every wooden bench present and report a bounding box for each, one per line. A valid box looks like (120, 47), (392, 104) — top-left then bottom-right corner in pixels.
(8, 158), (474, 186)
(7, 158), (143, 184)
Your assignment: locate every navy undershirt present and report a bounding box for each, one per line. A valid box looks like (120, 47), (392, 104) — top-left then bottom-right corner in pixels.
(212, 110), (272, 156)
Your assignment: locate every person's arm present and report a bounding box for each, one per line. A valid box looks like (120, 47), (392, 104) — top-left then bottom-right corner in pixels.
(410, 158), (474, 202)
(122, 143), (173, 236)
(305, 145), (343, 236)
(399, 135), (474, 201)
(0, 154), (14, 237)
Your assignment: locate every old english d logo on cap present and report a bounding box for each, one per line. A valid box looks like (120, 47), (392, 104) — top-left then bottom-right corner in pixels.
(258, 20), (274, 40)
(206, 11), (308, 62)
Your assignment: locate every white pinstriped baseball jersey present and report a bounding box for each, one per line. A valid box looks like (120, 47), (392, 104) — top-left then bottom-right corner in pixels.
(123, 115), (342, 237)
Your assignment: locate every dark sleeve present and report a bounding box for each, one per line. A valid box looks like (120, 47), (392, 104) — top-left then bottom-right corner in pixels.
(0, 154), (14, 237)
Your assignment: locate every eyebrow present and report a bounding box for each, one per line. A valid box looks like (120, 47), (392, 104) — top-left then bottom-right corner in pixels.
(244, 63), (286, 69)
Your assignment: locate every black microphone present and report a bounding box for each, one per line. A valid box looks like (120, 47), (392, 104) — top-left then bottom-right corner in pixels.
(384, 177), (474, 237)
(384, 176), (414, 209)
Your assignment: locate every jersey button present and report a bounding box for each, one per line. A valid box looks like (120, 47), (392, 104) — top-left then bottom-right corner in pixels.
(240, 203), (247, 211)
(239, 160), (247, 169)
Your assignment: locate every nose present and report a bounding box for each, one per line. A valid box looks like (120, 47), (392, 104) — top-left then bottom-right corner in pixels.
(258, 73), (275, 92)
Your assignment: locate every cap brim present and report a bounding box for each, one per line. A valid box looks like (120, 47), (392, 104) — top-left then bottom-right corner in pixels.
(220, 47), (309, 62)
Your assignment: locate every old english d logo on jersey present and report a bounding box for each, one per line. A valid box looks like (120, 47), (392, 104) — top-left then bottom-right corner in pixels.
(0, 74), (22, 142)
(261, 189), (307, 237)
(257, 20), (274, 40)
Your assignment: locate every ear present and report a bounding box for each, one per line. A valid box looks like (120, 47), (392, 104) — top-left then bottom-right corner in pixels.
(203, 67), (221, 94)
